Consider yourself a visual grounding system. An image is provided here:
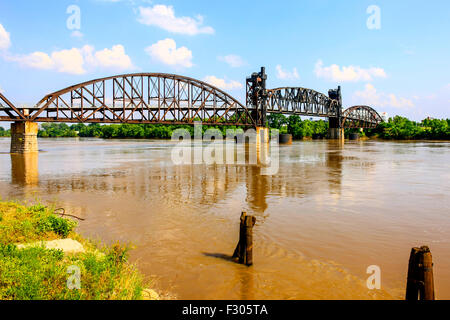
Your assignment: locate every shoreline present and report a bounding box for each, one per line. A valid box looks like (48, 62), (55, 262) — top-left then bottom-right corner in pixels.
(2, 136), (450, 142)
(0, 200), (161, 300)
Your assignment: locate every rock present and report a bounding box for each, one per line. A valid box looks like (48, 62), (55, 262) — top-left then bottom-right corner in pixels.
(16, 238), (85, 254)
(142, 288), (160, 300)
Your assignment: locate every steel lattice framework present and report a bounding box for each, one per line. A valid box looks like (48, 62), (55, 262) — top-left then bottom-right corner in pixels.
(0, 71), (383, 129)
(265, 87), (341, 117)
(0, 93), (27, 121)
(263, 88), (381, 128)
(341, 105), (383, 128)
(0, 73), (255, 126)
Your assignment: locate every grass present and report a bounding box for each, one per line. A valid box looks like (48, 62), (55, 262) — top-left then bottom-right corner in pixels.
(0, 202), (76, 245)
(0, 201), (149, 300)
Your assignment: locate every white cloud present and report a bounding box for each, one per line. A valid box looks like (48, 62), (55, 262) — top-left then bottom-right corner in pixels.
(218, 54), (245, 68)
(93, 44), (133, 70)
(137, 5), (214, 35)
(145, 38), (193, 68)
(1, 22), (133, 74)
(0, 23), (11, 50)
(353, 84), (414, 109)
(276, 65), (299, 80)
(70, 30), (84, 38)
(315, 60), (387, 82)
(0, 85), (3, 94)
(12, 51), (55, 70)
(7, 44), (133, 75)
(52, 48), (86, 74)
(203, 76), (242, 91)
(9, 49), (85, 74)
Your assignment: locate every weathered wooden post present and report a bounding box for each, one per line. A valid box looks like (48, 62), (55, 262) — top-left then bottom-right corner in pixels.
(406, 247), (421, 300)
(422, 246), (435, 300)
(232, 212), (256, 266)
(406, 245), (435, 300)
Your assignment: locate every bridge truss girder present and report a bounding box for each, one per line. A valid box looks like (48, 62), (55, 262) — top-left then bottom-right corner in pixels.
(0, 70), (383, 130)
(0, 73), (255, 127)
(341, 105), (383, 129)
(265, 87), (341, 118)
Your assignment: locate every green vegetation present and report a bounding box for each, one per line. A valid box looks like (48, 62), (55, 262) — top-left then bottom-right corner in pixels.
(268, 114), (329, 139)
(367, 116), (450, 140)
(38, 122), (243, 139)
(0, 127), (10, 137)
(0, 203), (76, 244)
(0, 201), (148, 300)
(35, 115), (450, 140)
(268, 114), (450, 140)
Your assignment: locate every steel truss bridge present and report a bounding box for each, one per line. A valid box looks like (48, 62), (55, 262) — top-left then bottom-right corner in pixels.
(0, 68), (383, 129)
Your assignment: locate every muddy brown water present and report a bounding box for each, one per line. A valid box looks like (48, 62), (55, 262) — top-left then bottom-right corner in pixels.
(0, 137), (449, 299)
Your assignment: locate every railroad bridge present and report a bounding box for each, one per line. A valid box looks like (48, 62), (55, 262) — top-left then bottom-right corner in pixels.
(0, 67), (383, 153)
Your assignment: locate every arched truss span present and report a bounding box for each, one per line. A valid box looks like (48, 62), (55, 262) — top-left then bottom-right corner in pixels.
(341, 105), (383, 128)
(265, 87), (340, 117)
(2, 73), (255, 126)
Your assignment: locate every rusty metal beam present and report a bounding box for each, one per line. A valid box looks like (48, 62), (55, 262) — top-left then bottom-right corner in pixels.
(0, 72), (382, 129)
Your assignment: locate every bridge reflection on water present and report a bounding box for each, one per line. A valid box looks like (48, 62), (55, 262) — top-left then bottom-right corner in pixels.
(8, 140), (350, 218)
(10, 153), (39, 185)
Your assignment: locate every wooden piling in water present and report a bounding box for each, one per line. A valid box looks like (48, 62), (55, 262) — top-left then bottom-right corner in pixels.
(232, 212), (256, 266)
(406, 245), (435, 300)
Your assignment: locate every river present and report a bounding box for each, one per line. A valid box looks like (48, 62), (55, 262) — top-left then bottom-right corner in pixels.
(0, 137), (449, 299)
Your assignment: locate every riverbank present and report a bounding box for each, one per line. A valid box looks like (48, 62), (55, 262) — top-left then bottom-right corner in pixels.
(0, 115), (446, 140)
(0, 200), (159, 300)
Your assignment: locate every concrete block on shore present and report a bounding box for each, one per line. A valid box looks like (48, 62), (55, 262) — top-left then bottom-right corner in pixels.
(16, 238), (86, 254)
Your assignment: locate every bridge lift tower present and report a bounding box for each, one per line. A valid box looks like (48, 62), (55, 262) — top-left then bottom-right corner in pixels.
(246, 67), (344, 139)
(246, 67), (270, 142)
(246, 67), (268, 128)
(327, 86), (343, 139)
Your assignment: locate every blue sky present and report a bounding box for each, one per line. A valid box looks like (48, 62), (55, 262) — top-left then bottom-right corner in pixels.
(0, 0), (449, 121)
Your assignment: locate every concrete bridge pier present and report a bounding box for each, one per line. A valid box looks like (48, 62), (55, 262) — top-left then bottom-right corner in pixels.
(10, 121), (38, 153)
(328, 127), (345, 139)
(328, 117), (344, 139)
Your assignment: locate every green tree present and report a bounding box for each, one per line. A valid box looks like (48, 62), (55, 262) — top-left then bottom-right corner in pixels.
(267, 114), (288, 129)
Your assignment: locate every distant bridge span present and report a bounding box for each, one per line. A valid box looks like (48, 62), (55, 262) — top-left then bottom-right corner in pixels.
(0, 68), (382, 130)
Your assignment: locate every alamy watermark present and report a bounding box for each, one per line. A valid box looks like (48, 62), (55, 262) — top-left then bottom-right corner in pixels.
(67, 265), (81, 290)
(170, 122), (279, 176)
(66, 5), (83, 37)
(366, 265), (381, 289)
(366, 5), (381, 30)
